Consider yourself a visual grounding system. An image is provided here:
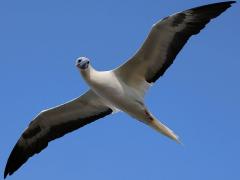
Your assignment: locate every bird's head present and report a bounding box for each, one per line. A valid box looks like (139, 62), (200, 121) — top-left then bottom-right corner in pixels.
(75, 57), (90, 70)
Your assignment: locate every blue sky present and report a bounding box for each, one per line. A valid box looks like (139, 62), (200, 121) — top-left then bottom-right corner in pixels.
(0, 0), (239, 179)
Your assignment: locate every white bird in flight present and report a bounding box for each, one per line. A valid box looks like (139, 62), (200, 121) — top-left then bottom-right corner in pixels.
(4, 1), (235, 178)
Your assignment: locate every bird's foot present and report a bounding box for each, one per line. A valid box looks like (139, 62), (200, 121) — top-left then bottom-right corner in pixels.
(144, 109), (154, 121)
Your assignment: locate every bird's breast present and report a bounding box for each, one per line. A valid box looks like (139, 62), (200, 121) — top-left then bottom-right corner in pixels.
(87, 71), (138, 111)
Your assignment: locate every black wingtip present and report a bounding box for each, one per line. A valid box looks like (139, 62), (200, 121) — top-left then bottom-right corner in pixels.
(4, 161), (11, 179)
(214, 1), (236, 6)
(192, 1), (236, 11)
(216, 1), (236, 4)
(228, 1), (236, 3)
(4, 159), (10, 179)
(4, 165), (9, 179)
(3, 140), (29, 179)
(223, 1), (236, 5)
(4, 173), (7, 179)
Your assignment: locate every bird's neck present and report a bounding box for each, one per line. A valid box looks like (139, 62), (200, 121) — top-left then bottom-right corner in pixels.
(80, 64), (97, 81)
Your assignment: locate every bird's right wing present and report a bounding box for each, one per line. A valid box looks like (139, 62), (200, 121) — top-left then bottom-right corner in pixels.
(4, 90), (113, 178)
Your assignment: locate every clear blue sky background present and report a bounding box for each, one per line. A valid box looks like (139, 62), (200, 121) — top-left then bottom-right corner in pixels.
(0, 0), (239, 179)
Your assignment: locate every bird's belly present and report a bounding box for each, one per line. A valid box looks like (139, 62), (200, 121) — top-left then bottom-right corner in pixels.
(99, 89), (144, 117)
(93, 83), (128, 109)
(90, 77), (142, 113)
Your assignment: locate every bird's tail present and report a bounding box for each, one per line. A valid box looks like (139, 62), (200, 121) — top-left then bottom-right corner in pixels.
(148, 116), (181, 144)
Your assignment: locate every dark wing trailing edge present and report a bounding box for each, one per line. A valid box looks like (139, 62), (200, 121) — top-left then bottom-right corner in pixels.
(115, 1), (235, 87)
(4, 90), (113, 178)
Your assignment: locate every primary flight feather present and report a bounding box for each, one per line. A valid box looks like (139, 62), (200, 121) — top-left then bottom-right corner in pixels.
(4, 1), (235, 178)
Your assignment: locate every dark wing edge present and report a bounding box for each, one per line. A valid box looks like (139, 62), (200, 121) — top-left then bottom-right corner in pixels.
(4, 96), (113, 178)
(115, 1), (235, 86)
(146, 1), (236, 83)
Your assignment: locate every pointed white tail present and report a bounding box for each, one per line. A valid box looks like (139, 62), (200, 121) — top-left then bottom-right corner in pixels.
(149, 118), (181, 144)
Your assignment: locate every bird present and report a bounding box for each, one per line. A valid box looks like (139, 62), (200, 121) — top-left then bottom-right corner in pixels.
(4, 1), (235, 178)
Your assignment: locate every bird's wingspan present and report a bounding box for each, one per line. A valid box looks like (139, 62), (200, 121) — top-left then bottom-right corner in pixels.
(4, 90), (113, 178)
(115, 1), (235, 91)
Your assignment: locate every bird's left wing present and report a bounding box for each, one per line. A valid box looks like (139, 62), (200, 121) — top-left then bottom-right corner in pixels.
(114, 1), (235, 95)
(4, 90), (113, 178)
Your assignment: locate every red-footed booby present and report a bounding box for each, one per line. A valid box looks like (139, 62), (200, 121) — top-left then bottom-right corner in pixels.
(4, 1), (235, 178)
